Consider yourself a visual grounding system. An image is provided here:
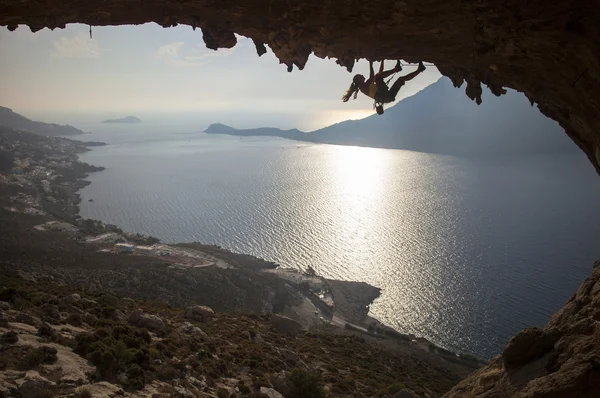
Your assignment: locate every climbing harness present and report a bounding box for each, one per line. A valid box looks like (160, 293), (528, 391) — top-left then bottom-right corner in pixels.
(372, 62), (430, 112)
(373, 71), (399, 110)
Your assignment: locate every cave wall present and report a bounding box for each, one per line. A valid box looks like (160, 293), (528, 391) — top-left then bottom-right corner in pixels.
(2, 0), (599, 173)
(2, 1), (600, 396)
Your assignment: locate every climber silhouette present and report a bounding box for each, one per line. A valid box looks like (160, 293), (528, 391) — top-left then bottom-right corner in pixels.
(342, 60), (426, 115)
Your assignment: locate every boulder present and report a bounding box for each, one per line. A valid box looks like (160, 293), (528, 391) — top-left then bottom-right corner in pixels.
(80, 298), (98, 309)
(269, 371), (290, 396)
(75, 382), (123, 397)
(129, 310), (165, 331)
(178, 322), (207, 337)
(260, 387), (284, 398)
(0, 301), (10, 310)
(503, 327), (561, 368)
(112, 309), (126, 321)
(82, 312), (98, 325)
(16, 371), (55, 398)
(270, 314), (302, 336)
(15, 313), (42, 328)
(184, 305), (214, 322)
(61, 293), (81, 306)
(97, 294), (120, 307)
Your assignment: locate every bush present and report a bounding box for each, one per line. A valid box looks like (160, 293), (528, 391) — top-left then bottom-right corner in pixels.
(377, 382), (407, 397)
(66, 313), (82, 326)
(74, 324), (161, 387)
(238, 382), (251, 394)
(217, 387), (229, 398)
(1, 331), (18, 345)
(22, 346), (58, 369)
(76, 388), (92, 398)
(286, 368), (325, 398)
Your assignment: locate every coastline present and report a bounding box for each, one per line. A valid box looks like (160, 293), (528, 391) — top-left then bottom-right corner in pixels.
(0, 126), (485, 368)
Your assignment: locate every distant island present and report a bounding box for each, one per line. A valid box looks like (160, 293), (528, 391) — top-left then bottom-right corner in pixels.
(0, 106), (85, 137)
(205, 77), (577, 155)
(101, 116), (141, 124)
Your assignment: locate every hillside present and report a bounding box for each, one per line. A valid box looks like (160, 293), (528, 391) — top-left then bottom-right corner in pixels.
(206, 78), (577, 155)
(0, 126), (480, 397)
(0, 106), (84, 137)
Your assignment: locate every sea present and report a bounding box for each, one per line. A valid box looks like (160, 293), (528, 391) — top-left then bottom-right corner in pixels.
(73, 122), (600, 360)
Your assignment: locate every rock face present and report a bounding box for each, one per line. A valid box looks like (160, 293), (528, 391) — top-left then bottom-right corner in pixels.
(443, 260), (600, 398)
(184, 305), (215, 322)
(1, 1), (599, 175)
(16, 371), (55, 398)
(129, 309), (165, 331)
(270, 314), (302, 336)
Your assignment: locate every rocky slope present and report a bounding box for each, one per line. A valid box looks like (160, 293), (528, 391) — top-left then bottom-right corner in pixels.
(0, 0), (599, 174)
(0, 277), (472, 398)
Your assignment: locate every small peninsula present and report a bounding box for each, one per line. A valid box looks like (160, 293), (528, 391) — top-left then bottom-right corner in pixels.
(101, 116), (141, 124)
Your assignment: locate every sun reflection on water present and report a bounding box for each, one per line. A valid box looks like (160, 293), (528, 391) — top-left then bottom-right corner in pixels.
(324, 145), (396, 278)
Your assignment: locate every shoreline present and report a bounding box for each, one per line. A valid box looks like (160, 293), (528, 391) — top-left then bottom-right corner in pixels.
(0, 126), (485, 368)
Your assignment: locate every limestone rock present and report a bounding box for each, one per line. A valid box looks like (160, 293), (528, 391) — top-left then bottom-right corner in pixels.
(61, 293), (81, 306)
(129, 310), (165, 331)
(184, 305), (214, 322)
(16, 371), (55, 398)
(270, 314), (302, 336)
(75, 382), (123, 397)
(260, 387), (284, 398)
(178, 322), (207, 337)
(269, 371), (290, 396)
(503, 327), (560, 368)
(112, 309), (126, 321)
(82, 312), (98, 325)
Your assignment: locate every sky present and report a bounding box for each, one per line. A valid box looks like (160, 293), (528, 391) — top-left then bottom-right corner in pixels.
(0, 23), (441, 131)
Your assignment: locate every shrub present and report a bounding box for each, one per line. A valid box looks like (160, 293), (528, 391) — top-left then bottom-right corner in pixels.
(22, 346), (58, 369)
(286, 368), (325, 398)
(1, 331), (18, 345)
(76, 388), (92, 398)
(238, 383), (251, 394)
(66, 313), (82, 326)
(377, 382), (407, 397)
(217, 387), (229, 398)
(74, 324), (161, 386)
(125, 363), (145, 390)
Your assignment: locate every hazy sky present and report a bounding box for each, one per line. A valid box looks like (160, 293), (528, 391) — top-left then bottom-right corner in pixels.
(0, 23), (441, 130)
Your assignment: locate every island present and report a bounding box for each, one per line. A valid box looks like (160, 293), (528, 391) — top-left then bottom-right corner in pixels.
(101, 116), (141, 124)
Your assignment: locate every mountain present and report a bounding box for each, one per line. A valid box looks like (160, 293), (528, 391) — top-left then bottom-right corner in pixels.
(101, 116), (141, 124)
(206, 78), (577, 155)
(0, 106), (84, 137)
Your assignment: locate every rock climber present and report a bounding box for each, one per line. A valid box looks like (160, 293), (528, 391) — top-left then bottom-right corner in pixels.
(342, 60), (426, 115)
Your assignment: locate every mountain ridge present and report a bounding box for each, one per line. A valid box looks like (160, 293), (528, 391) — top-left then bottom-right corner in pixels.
(0, 106), (85, 137)
(206, 78), (577, 155)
